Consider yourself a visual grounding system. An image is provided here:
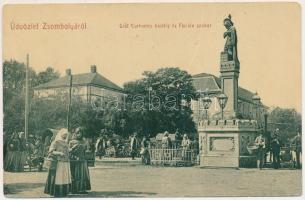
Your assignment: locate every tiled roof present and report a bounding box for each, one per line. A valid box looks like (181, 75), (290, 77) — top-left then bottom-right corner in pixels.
(192, 73), (255, 102)
(192, 73), (221, 92)
(35, 72), (123, 92)
(238, 87), (255, 102)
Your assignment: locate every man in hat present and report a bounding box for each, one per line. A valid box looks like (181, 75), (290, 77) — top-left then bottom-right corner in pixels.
(174, 129), (182, 147)
(271, 129), (281, 169)
(223, 14), (239, 63)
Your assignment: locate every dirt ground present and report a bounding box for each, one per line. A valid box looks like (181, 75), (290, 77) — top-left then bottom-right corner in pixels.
(3, 163), (302, 197)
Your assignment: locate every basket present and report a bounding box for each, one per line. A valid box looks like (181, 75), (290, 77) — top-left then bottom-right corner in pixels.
(43, 157), (57, 170)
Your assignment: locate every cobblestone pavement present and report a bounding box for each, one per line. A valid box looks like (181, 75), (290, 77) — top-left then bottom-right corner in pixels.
(3, 163), (302, 197)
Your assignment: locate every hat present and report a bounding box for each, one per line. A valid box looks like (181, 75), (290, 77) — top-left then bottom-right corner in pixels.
(223, 14), (234, 26)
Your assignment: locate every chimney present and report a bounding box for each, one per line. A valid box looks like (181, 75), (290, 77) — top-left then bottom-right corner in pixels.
(66, 68), (71, 76)
(91, 65), (97, 73)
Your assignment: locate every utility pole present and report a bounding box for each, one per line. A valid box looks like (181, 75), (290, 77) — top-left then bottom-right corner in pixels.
(66, 70), (73, 139)
(25, 54), (29, 142)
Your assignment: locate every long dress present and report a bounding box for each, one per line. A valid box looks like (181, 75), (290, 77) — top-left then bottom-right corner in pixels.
(18, 138), (27, 172)
(4, 138), (21, 172)
(69, 139), (91, 194)
(44, 140), (72, 197)
(140, 139), (150, 165)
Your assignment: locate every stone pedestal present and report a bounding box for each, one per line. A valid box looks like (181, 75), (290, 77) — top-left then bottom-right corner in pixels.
(220, 52), (240, 119)
(198, 119), (258, 168)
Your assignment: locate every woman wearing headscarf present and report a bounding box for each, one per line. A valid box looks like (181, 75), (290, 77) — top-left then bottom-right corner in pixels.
(4, 132), (21, 172)
(18, 132), (27, 172)
(44, 128), (71, 197)
(69, 127), (91, 194)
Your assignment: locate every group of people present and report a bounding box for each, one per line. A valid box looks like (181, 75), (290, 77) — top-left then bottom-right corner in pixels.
(95, 129), (124, 158)
(4, 132), (27, 172)
(255, 128), (302, 170)
(44, 127), (91, 197)
(130, 130), (199, 164)
(4, 132), (44, 172)
(95, 129), (151, 164)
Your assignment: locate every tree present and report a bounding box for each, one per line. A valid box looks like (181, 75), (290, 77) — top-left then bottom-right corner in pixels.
(35, 67), (60, 86)
(3, 59), (60, 133)
(3, 60), (36, 107)
(123, 67), (197, 138)
(29, 94), (127, 139)
(268, 107), (301, 144)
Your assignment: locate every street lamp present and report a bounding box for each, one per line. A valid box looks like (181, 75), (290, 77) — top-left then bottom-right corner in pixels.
(217, 93), (228, 120)
(201, 89), (212, 120)
(252, 92), (261, 123)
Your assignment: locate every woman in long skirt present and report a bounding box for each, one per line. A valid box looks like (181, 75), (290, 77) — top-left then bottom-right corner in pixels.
(69, 127), (91, 194)
(140, 136), (150, 165)
(4, 132), (21, 172)
(44, 128), (72, 197)
(18, 132), (27, 172)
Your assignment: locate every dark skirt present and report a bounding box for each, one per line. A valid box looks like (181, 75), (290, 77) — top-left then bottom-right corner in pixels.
(44, 162), (72, 197)
(4, 151), (21, 172)
(70, 160), (91, 193)
(18, 151), (27, 172)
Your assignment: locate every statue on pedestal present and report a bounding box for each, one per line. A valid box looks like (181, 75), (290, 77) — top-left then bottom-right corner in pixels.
(223, 14), (239, 64)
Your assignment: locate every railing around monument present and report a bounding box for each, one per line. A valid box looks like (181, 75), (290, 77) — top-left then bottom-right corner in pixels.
(148, 148), (198, 166)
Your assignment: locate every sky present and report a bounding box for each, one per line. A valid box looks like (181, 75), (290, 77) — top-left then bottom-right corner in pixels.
(2, 3), (301, 112)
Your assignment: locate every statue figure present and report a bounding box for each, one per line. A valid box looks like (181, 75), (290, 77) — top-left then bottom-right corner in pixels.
(223, 14), (239, 64)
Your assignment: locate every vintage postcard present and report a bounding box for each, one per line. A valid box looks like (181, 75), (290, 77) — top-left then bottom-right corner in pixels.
(1, 1), (303, 198)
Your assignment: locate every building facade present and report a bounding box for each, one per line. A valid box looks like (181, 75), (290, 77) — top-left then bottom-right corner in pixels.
(34, 65), (125, 108)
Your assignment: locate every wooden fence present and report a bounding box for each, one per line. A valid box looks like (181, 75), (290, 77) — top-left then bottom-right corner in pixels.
(149, 148), (198, 166)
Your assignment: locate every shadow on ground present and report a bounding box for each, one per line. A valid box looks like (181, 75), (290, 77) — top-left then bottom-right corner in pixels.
(4, 183), (45, 195)
(70, 191), (157, 197)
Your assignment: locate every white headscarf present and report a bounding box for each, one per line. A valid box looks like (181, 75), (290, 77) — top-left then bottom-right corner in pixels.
(54, 128), (68, 142)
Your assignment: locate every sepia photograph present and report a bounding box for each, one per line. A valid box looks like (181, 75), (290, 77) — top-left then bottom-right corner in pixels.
(1, 1), (303, 198)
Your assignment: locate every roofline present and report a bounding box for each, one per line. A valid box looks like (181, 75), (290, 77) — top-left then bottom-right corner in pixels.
(192, 74), (221, 89)
(35, 83), (124, 93)
(192, 73), (216, 78)
(89, 83), (124, 93)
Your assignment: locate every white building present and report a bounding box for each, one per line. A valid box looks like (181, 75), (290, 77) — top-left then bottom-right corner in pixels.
(34, 65), (124, 107)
